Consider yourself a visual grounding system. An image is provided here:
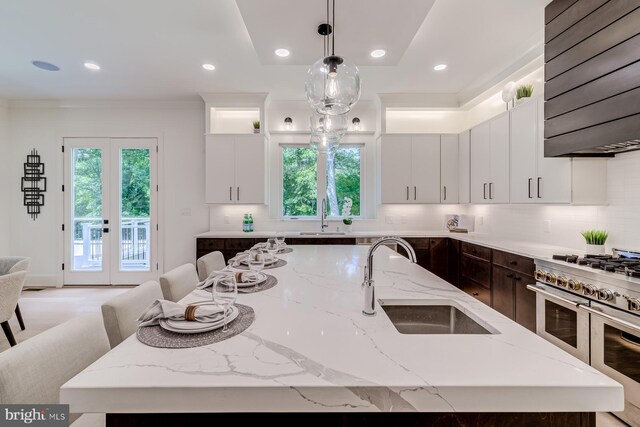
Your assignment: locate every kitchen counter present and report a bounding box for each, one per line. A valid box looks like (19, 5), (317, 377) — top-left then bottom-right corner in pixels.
(61, 245), (622, 414)
(194, 230), (583, 260)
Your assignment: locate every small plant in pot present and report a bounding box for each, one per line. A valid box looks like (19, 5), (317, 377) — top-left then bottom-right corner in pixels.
(342, 197), (353, 232)
(581, 230), (608, 255)
(252, 120), (260, 134)
(515, 84), (534, 105)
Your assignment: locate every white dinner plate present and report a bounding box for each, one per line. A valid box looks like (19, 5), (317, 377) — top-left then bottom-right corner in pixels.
(159, 306), (239, 334)
(233, 272), (268, 288)
(239, 256), (278, 267)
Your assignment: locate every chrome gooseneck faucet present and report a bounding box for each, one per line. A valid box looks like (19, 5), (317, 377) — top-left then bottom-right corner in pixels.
(321, 198), (328, 232)
(362, 237), (417, 316)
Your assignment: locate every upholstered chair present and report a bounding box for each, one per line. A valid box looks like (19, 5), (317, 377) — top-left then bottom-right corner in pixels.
(159, 263), (200, 303)
(0, 256), (31, 331)
(0, 313), (109, 426)
(101, 280), (162, 348)
(0, 271), (27, 346)
(196, 251), (226, 282)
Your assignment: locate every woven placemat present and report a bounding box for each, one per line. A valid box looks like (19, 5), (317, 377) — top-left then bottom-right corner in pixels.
(234, 258), (287, 271)
(136, 304), (255, 349)
(239, 274), (278, 294)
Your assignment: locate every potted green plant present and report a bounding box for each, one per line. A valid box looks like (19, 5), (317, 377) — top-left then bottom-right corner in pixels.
(252, 120), (260, 134)
(515, 84), (534, 105)
(581, 230), (608, 254)
(342, 197), (353, 233)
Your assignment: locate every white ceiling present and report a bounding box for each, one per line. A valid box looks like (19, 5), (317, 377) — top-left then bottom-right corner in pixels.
(0, 0), (549, 104)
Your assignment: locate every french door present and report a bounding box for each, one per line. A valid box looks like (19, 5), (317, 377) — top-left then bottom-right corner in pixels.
(63, 138), (158, 285)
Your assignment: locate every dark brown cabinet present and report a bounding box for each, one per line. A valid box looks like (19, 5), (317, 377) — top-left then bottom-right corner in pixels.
(514, 272), (536, 332)
(428, 238), (449, 281)
(492, 265), (516, 319)
(491, 251), (536, 332)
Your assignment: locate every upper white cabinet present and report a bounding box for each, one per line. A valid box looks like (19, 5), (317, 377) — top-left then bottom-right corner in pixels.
(380, 134), (440, 204)
(458, 130), (470, 204)
(205, 134), (266, 204)
(470, 113), (510, 204)
(440, 134), (459, 203)
(510, 97), (571, 203)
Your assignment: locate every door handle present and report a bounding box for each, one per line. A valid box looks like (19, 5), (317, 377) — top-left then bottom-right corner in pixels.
(537, 177), (542, 199)
(406, 186), (409, 200)
(443, 186), (447, 201)
(528, 178), (533, 199)
(229, 186), (232, 201)
(578, 305), (640, 334)
(103, 219), (109, 225)
(483, 183), (487, 199)
(489, 182), (494, 199)
(237, 187), (240, 201)
(102, 228), (110, 233)
(414, 186), (417, 200)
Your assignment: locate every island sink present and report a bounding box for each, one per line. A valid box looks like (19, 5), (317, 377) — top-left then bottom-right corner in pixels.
(380, 299), (496, 335)
(298, 232), (346, 236)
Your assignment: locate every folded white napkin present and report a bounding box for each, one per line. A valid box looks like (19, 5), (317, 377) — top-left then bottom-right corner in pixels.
(228, 251), (275, 267)
(251, 242), (267, 250)
(137, 299), (225, 327)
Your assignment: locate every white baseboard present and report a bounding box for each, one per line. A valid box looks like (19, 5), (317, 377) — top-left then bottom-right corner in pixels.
(25, 275), (60, 288)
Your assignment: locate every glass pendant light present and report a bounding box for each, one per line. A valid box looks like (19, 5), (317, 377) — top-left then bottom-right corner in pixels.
(309, 112), (347, 152)
(305, 0), (361, 115)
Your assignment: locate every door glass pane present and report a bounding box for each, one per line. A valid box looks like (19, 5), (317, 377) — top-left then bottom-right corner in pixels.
(325, 146), (361, 217)
(282, 147), (318, 216)
(72, 148), (103, 271)
(604, 324), (640, 382)
(545, 300), (577, 347)
(119, 149), (151, 271)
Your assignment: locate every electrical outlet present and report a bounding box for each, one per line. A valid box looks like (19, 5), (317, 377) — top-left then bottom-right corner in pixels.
(223, 215), (230, 224)
(543, 220), (551, 233)
(401, 215), (407, 224)
(385, 215), (393, 224)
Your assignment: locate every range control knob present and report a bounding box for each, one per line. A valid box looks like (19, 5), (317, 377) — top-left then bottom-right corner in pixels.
(556, 276), (569, 288)
(582, 284), (598, 297)
(628, 298), (640, 312)
(534, 270), (546, 281)
(545, 272), (557, 285)
(598, 288), (615, 301)
(567, 279), (582, 291)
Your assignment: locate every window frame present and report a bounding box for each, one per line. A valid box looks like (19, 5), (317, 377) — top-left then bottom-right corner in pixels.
(280, 143), (364, 220)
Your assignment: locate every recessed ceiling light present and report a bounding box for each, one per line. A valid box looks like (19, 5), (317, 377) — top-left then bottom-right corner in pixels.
(370, 49), (386, 58)
(32, 60), (59, 71)
(434, 64), (447, 71)
(84, 62), (101, 71)
(202, 63), (216, 71)
(275, 48), (290, 57)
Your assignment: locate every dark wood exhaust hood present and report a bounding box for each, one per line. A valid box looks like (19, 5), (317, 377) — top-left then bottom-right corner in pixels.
(544, 0), (640, 157)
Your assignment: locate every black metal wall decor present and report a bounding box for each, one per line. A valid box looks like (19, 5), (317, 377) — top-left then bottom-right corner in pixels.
(21, 148), (47, 220)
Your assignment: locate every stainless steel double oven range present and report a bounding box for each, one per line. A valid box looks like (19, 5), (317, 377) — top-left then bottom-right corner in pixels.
(530, 249), (640, 426)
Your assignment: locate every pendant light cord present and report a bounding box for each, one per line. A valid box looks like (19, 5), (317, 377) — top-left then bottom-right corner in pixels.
(332, 0), (335, 55)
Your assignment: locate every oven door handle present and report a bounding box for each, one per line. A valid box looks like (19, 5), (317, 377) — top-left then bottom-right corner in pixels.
(578, 305), (640, 334)
(526, 284), (581, 307)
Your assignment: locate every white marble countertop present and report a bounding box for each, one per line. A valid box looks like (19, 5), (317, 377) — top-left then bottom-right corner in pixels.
(61, 245), (622, 414)
(194, 230), (582, 260)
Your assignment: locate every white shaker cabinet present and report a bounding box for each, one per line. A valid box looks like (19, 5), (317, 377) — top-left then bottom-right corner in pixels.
(440, 134), (459, 203)
(205, 134), (266, 204)
(380, 134), (440, 204)
(458, 130), (470, 203)
(510, 97), (571, 203)
(470, 113), (510, 203)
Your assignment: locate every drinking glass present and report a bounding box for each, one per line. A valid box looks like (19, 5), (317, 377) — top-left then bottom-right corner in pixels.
(275, 233), (286, 251)
(212, 274), (237, 332)
(247, 250), (265, 272)
(266, 238), (279, 255)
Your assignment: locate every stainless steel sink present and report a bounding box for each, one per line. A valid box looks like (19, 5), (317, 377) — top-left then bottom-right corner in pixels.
(298, 232), (346, 236)
(379, 299), (496, 335)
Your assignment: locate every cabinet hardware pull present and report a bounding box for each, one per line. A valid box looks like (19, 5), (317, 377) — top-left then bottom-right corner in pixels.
(537, 177), (542, 199)
(472, 292), (479, 297)
(510, 260), (517, 265)
(443, 186), (447, 201)
(507, 273), (514, 278)
(483, 183), (487, 199)
(237, 187), (240, 201)
(528, 178), (533, 198)
(406, 186), (409, 200)
(489, 182), (494, 199)
(414, 186), (417, 200)
(229, 186), (232, 201)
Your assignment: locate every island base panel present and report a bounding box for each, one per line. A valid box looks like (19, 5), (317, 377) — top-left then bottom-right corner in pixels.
(107, 412), (595, 427)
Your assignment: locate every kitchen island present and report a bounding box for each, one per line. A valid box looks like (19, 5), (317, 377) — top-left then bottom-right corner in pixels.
(61, 245), (623, 426)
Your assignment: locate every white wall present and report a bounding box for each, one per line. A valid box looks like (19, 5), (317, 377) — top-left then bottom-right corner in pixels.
(267, 100), (377, 133)
(6, 101), (209, 286)
(0, 100), (9, 255)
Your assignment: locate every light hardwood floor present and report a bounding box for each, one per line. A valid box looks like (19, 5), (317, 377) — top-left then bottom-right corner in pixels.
(0, 287), (630, 426)
(1, 286), (130, 352)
